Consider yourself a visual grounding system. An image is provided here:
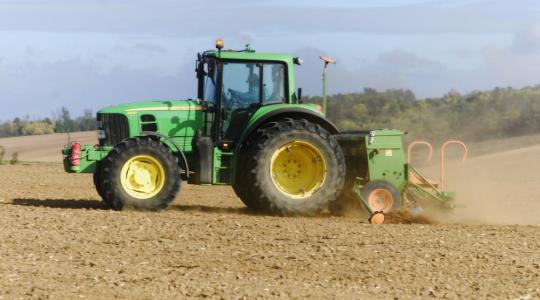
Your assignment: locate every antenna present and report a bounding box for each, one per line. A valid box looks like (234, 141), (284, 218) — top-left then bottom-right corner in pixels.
(319, 55), (336, 116)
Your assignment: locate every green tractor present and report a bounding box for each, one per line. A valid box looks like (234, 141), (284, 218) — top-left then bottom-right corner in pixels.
(62, 40), (461, 223)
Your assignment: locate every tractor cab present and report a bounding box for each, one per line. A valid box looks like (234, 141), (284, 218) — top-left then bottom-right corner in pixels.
(195, 41), (301, 147)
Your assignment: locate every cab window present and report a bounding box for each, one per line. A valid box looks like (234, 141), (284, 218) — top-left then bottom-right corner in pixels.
(263, 64), (285, 103)
(222, 62), (260, 108)
(203, 61), (216, 103)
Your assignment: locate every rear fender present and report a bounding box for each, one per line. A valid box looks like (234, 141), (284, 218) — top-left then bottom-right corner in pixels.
(238, 107), (340, 150)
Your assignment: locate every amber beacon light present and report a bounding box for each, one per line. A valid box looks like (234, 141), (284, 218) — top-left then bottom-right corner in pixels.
(215, 39), (224, 50)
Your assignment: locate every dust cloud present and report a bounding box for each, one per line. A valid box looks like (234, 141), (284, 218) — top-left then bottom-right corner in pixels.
(418, 136), (540, 225)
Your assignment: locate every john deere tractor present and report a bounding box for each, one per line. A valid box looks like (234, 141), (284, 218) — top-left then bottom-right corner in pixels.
(63, 40), (347, 214)
(63, 40), (459, 221)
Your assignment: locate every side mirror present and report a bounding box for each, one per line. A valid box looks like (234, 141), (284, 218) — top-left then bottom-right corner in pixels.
(297, 88), (303, 103)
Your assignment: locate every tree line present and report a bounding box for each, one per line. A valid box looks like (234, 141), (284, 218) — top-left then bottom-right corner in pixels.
(306, 85), (540, 143)
(0, 107), (97, 137)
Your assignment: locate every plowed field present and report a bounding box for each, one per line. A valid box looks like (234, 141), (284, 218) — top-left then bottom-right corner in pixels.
(0, 133), (539, 299)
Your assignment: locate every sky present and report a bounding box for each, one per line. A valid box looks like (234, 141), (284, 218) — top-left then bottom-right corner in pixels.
(1, 0), (540, 120)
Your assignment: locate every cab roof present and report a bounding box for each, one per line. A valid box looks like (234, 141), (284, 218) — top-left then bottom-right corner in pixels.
(203, 49), (293, 63)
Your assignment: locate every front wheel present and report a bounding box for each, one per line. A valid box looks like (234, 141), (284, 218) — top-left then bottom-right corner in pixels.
(93, 162), (114, 208)
(101, 137), (181, 210)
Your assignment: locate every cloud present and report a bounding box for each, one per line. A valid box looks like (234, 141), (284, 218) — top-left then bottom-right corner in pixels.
(295, 36), (540, 100)
(294, 47), (450, 98)
(0, 58), (197, 120)
(511, 24), (540, 54)
(473, 44), (540, 89)
(0, 0), (537, 36)
(131, 43), (167, 54)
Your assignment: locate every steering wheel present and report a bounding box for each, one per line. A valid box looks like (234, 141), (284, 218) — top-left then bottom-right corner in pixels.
(224, 87), (244, 108)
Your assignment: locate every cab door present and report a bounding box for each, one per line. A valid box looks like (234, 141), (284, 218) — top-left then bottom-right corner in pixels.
(217, 61), (287, 146)
(218, 61), (262, 144)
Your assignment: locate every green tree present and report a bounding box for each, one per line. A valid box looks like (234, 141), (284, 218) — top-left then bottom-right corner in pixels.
(76, 109), (97, 131)
(20, 121), (55, 136)
(54, 107), (77, 133)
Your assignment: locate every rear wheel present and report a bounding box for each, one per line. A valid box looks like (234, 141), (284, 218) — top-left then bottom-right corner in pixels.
(232, 162), (260, 210)
(237, 118), (345, 215)
(101, 137), (181, 210)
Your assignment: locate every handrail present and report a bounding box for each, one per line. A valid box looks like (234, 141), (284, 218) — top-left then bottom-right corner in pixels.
(440, 140), (468, 190)
(407, 141), (433, 163)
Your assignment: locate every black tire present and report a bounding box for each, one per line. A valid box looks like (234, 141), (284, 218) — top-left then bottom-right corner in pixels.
(93, 162), (113, 207)
(237, 118), (345, 215)
(232, 169), (260, 210)
(362, 180), (401, 213)
(93, 163), (104, 199)
(101, 137), (181, 211)
(232, 142), (262, 210)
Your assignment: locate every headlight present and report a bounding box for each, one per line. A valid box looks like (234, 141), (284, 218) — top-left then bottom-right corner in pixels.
(97, 130), (107, 140)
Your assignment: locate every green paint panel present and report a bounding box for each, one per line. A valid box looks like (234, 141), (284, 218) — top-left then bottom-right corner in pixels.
(212, 148), (234, 184)
(365, 130), (408, 191)
(99, 99), (205, 154)
(62, 145), (111, 173)
(212, 147), (222, 184)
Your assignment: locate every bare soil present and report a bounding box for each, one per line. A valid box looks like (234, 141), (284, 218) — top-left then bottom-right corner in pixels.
(0, 133), (539, 299)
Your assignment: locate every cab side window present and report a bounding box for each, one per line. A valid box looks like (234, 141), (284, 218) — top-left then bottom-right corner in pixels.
(203, 62), (216, 103)
(263, 64), (285, 103)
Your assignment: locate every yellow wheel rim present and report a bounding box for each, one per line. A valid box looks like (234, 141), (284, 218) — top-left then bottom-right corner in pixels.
(120, 155), (165, 199)
(270, 141), (327, 199)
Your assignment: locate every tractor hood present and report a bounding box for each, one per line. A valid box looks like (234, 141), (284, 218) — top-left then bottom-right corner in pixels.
(98, 99), (202, 115)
